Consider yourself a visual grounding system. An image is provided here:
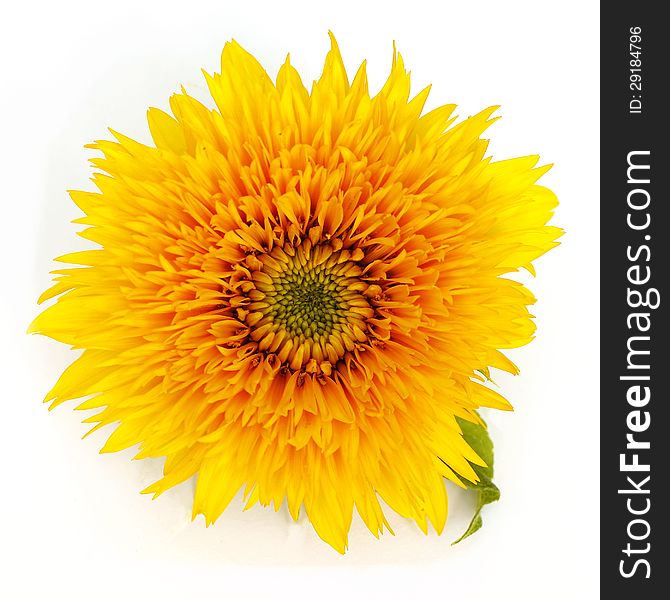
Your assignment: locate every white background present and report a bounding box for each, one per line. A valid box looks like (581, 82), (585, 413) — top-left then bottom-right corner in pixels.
(1, 1), (599, 598)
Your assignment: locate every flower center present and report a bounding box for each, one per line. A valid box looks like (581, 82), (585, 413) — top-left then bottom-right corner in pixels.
(238, 239), (377, 373)
(269, 263), (346, 339)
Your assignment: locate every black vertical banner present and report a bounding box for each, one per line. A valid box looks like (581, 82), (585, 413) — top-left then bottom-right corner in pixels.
(601, 4), (669, 596)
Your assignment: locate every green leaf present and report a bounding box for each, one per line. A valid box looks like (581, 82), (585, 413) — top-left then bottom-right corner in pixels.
(454, 512), (483, 543)
(452, 414), (500, 544)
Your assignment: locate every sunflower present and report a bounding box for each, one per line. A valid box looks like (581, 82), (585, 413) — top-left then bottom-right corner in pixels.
(30, 34), (560, 553)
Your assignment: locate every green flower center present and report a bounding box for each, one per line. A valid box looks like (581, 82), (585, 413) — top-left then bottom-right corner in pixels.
(270, 267), (345, 339)
(238, 240), (378, 372)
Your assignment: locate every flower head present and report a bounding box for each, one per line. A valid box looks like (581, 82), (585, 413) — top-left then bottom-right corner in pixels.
(31, 34), (560, 552)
